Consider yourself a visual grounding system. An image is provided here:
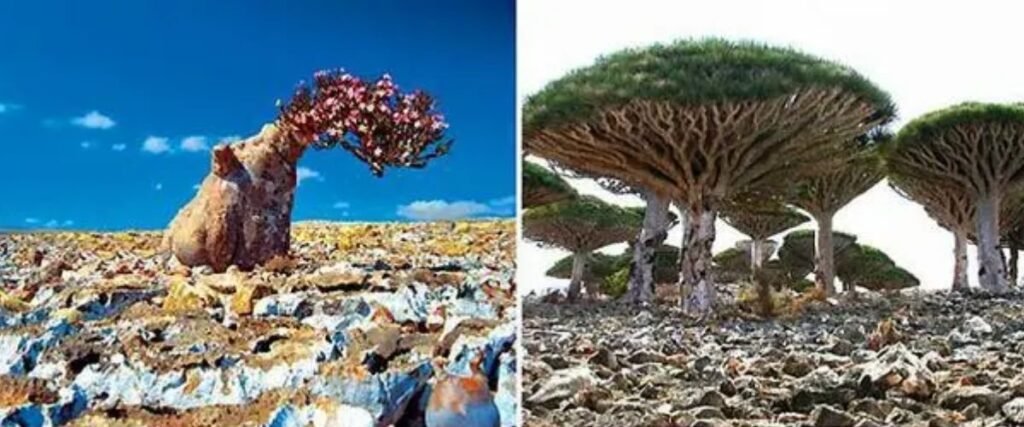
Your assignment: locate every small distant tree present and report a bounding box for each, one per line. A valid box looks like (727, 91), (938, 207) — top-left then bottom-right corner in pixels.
(546, 162), (677, 305)
(165, 70), (450, 272)
(545, 252), (625, 284)
(777, 229), (858, 287)
(720, 198), (809, 314)
(787, 139), (887, 296)
(524, 196), (643, 300)
(837, 244), (920, 292)
(887, 103), (1024, 292)
(524, 39), (892, 317)
(523, 161), (576, 209)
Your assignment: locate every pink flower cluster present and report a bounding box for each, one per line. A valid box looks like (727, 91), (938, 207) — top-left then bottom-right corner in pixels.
(278, 69), (451, 176)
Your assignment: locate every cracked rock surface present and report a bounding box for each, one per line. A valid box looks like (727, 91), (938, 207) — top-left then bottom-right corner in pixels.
(523, 288), (1024, 427)
(0, 220), (517, 426)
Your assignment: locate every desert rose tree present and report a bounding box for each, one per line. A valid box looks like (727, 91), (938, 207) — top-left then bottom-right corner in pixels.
(523, 161), (576, 209)
(787, 140), (886, 295)
(164, 70), (451, 272)
(720, 196), (809, 313)
(524, 39), (892, 316)
(523, 196), (643, 301)
(887, 103), (1024, 292)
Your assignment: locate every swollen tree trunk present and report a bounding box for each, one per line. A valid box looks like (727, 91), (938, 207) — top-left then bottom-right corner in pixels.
(679, 202), (716, 317)
(164, 124), (304, 272)
(976, 194), (1009, 292)
(952, 230), (969, 291)
(566, 252), (587, 301)
(813, 213), (836, 295)
(622, 194), (671, 304)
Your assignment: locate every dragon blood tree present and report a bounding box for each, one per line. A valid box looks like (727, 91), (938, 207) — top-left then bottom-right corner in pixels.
(777, 229), (858, 286)
(523, 161), (576, 209)
(836, 244), (920, 292)
(523, 39), (892, 316)
(523, 196), (643, 301)
(887, 174), (974, 290)
(164, 70), (450, 272)
(720, 196), (809, 314)
(546, 162), (677, 304)
(888, 103), (1024, 292)
(787, 139), (887, 295)
(888, 172), (1024, 290)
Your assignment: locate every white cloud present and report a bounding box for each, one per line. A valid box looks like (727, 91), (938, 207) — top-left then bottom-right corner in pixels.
(396, 196), (516, 221)
(397, 200), (492, 221)
(111, 144), (127, 151)
(62, 220), (74, 226)
(141, 136), (171, 154)
(24, 218), (39, 224)
(0, 103), (22, 114)
(44, 219), (59, 228)
(218, 135), (242, 144)
(332, 201), (351, 209)
(154, 183), (163, 191)
(489, 195), (516, 206)
(71, 111), (116, 129)
(80, 141), (92, 149)
(297, 167), (323, 185)
(180, 135), (209, 152)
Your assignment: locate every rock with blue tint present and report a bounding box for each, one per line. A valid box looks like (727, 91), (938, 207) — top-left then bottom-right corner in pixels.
(310, 361), (432, 425)
(254, 292), (314, 318)
(494, 352), (518, 427)
(0, 319), (76, 376)
(362, 284), (430, 324)
(0, 384), (88, 427)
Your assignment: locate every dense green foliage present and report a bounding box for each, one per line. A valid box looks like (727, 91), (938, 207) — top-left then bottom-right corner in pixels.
(546, 244), (681, 291)
(603, 267), (630, 298)
(523, 161), (576, 206)
(894, 102), (1024, 149)
(524, 38), (893, 131)
(545, 252), (625, 283)
(524, 195), (643, 229)
(712, 230), (917, 292)
(838, 244), (920, 291)
(776, 229), (858, 276)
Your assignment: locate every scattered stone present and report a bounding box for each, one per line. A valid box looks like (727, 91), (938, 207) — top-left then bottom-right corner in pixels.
(1004, 398), (1024, 423)
(0, 220), (516, 426)
(525, 287), (1024, 427)
(811, 405), (856, 427)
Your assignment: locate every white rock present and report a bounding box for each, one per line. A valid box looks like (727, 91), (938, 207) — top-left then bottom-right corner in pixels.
(527, 366), (598, 405)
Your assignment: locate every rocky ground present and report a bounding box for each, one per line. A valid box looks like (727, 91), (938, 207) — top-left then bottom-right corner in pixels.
(0, 220), (517, 426)
(523, 287), (1024, 427)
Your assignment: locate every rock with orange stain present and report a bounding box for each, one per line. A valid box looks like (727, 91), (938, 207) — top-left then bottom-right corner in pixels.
(426, 355), (500, 427)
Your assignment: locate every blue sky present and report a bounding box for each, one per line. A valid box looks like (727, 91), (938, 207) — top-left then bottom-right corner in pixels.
(0, 0), (515, 230)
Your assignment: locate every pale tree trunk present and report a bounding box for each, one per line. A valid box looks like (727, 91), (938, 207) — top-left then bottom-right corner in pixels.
(1009, 246), (1019, 286)
(622, 194), (671, 304)
(679, 202), (716, 317)
(952, 229), (969, 291)
(752, 239), (773, 316)
(976, 194), (1009, 292)
(813, 213), (836, 295)
(566, 252), (587, 301)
